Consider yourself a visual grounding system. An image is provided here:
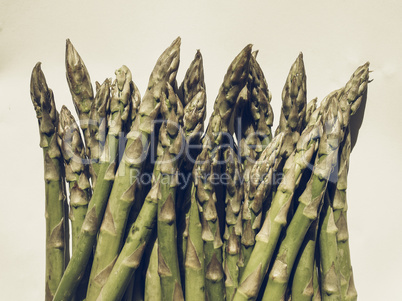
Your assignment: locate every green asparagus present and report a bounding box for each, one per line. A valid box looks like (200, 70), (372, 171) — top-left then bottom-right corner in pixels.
(177, 51), (207, 282)
(86, 65), (139, 300)
(58, 106), (91, 252)
(262, 95), (342, 301)
(233, 106), (322, 301)
(157, 85), (185, 301)
(275, 53), (307, 136)
(65, 39), (94, 155)
(30, 63), (69, 301)
(223, 147), (244, 301)
(291, 219), (320, 301)
(194, 44), (252, 301)
(97, 83), (184, 300)
(87, 79), (111, 187)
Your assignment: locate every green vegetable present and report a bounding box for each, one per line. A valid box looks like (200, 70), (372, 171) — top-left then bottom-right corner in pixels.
(30, 63), (69, 301)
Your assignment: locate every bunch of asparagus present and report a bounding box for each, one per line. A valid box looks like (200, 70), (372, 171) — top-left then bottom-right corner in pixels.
(30, 37), (369, 301)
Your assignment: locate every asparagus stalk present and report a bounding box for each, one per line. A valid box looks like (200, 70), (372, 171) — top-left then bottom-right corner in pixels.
(185, 183), (206, 300)
(177, 51), (207, 279)
(52, 83), (121, 301)
(62, 79), (110, 300)
(58, 106), (91, 252)
(269, 53), (306, 229)
(325, 62), (369, 300)
(55, 59), (151, 301)
(249, 51), (274, 150)
(177, 87), (207, 228)
(171, 54), (207, 300)
(275, 52), (307, 136)
(270, 53), (307, 211)
(125, 80), (142, 135)
(261, 97), (342, 301)
(232, 53), (274, 279)
(223, 147), (244, 301)
(86, 37), (181, 298)
(337, 62), (370, 132)
(235, 51), (273, 186)
(85, 65), (139, 300)
(194, 147), (225, 301)
(233, 108), (322, 301)
(316, 62), (369, 301)
(332, 128), (358, 301)
(30, 63), (68, 301)
(95, 175), (160, 301)
(97, 83), (184, 301)
(54, 47), (115, 301)
(87, 79), (111, 187)
(303, 98), (318, 131)
(239, 132), (288, 276)
(157, 85), (185, 301)
(312, 260), (322, 301)
(123, 165), (153, 301)
(179, 49), (206, 107)
(194, 44), (252, 301)
(180, 52), (207, 182)
(291, 219), (320, 301)
(65, 80), (111, 301)
(319, 190), (341, 301)
(145, 238), (162, 301)
(65, 39), (94, 155)
(90, 39), (181, 299)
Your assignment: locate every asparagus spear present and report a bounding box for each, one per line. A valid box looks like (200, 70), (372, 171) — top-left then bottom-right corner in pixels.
(194, 44), (252, 301)
(326, 62), (369, 301)
(58, 105), (99, 301)
(122, 189), (153, 301)
(145, 238), (162, 301)
(239, 131), (288, 276)
(185, 183), (206, 300)
(303, 98), (318, 131)
(81, 40), (179, 301)
(337, 62), (370, 132)
(319, 190), (341, 301)
(223, 147), (244, 301)
(173, 54), (207, 300)
(261, 97), (342, 301)
(58, 106), (91, 252)
(291, 219), (320, 301)
(86, 36), (181, 297)
(179, 49), (206, 107)
(55, 44), (159, 300)
(65, 39), (94, 154)
(315, 62), (369, 301)
(233, 108), (322, 301)
(157, 85), (185, 301)
(312, 260), (322, 301)
(231, 53), (274, 279)
(52, 79), (124, 301)
(97, 82), (184, 300)
(275, 53), (307, 136)
(249, 51), (274, 150)
(30, 63), (68, 301)
(331, 128), (358, 301)
(177, 51), (207, 277)
(85, 65), (138, 300)
(87, 79), (111, 187)
(235, 51), (273, 183)
(194, 147), (225, 301)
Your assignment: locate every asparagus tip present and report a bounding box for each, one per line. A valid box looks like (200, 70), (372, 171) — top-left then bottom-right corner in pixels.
(252, 49), (259, 58)
(172, 36), (181, 47)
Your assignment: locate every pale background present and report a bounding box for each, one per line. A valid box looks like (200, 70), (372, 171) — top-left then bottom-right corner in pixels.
(1, 1), (401, 300)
